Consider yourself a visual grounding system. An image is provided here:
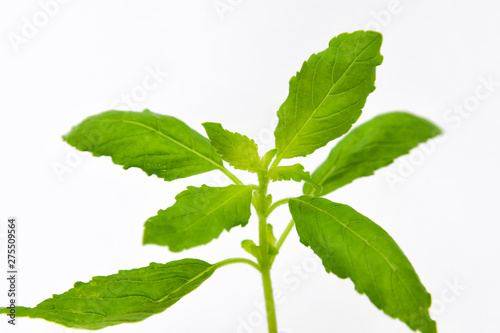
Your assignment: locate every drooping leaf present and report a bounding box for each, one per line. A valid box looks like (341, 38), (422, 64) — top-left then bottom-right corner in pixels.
(202, 122), (261, 172)
(274, 31), (383, 160)
(63, 110), (224, 181)
(268, 164), (310, 182)
(304, 112), (442, 195)
(289, 196), (436, 333)
(0, 259), (215, 330)
(143, 185), (252, 251)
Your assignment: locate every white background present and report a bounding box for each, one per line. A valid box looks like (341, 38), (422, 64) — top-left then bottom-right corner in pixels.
(1, 1), (499, 332)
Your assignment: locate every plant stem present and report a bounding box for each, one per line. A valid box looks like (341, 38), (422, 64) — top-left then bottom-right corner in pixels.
(270, 156), (282, 169)
(267, 197), (291, 216)
(255, 171), (278, 333)
(214, 257), (261, 272)
(220, 167), (244, 185)
(261, 268), (278, 333)
(275, 219), (294, 251)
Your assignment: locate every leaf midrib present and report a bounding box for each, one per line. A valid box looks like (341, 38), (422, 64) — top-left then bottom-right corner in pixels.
(174, 186), (249, 233)
(157, 265), (214, 302)
(117, 119), (224, 170)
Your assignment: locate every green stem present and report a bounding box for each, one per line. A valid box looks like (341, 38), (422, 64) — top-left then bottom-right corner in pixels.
(270, 156), (282, 169)
(220, 167), (244, 185)
(262, 268), (278, 333)
(255, 171), (278, 333)
(257, 172), (270, 263)
(267, 198), (291, 216)
(275, 220), (294, 252)
(214, 257), (261, 271)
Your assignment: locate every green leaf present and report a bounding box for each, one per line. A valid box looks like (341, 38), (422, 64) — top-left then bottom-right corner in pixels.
(202, 122), (261, 172)
(268, 164), (310, 182)
(274, 31), (383, 160)
(304, 112), (442, 195)
(241, 225), (277, 261)
(63, 110), (224, 181)
(261, 149), (277, 169)
(266, 224), (279, 255)
(143, 185), (252, 251)
(289, 196), (436, 333)
(241, 239), (261, 261)
(252, 191), (272, 216)
(266, 224), (277, 247)
(0, 259), (215, 330)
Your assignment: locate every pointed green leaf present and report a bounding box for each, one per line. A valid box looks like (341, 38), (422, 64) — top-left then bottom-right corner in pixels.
(63, 110), (224, 181)
(304, 112), (442, 195)
(202, 122), (261, 172)
(143, 185), (252, 251)
(0, 259), (214, 330)
(290, 196), (436, 333)
(262, 149), (277, 169)
(266, 224), (279, 255)
(274, 31), (383, 160)
(266, 224), (277, 247)
(268, 164), (310, 182)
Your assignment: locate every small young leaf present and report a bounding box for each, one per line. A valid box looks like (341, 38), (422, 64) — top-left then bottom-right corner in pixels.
(262, 149), (277, 169)
(274, 31), (383, 160)
(266, 224), (279, 255)
(241, 226), (278, 261)
(202, 122), (261, 172)
(266, 224), (277, 247)
(268, 164), (310, 182)
(143, 185), (252, 251)
(0, 259), (214, 330)
(304, 112), (442, 195)
(289, 196), (436, 333)
(252, 191), (272, 216)
(242, 239), (261, 261)
(63, 110), (224, 181)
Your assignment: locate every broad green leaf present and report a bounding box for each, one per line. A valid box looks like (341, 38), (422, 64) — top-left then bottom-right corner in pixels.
(0, 259), (214, 330)
(268, 164), (310, 182)
(63, 110), (224, 181)
(304, 112), (442, 195)
(143, 185), (252, 251)
(290, 196), (436, 333)
(202, 122), (261, 172)
(274, 31), (383, 160)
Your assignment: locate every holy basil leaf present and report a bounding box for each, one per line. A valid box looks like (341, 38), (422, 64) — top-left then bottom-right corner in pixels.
(0, 259), (214, 330)
(289, 196), (436, 333)
(304, 112), (442, 195)
(268, 164), (310, 182)
(274, 31), (383, 160)
(202, 122), (261, 172)
(63, 110), (224, 181)
(143, 185), (252, 251)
